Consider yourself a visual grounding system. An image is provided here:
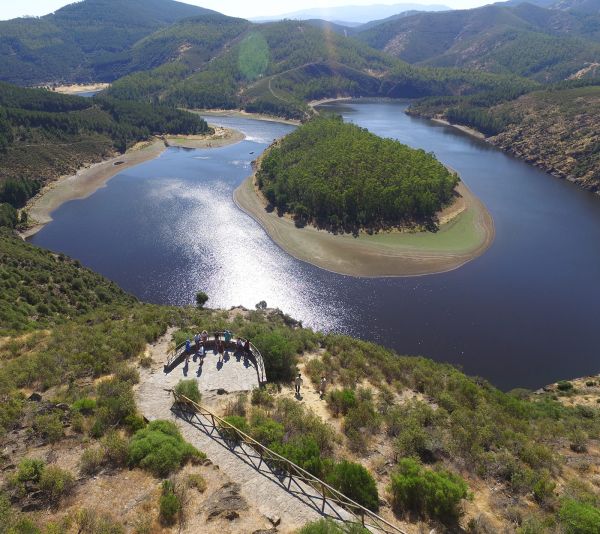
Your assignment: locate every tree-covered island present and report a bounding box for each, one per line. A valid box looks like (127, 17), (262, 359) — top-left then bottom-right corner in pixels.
(256, 115), (459, 234)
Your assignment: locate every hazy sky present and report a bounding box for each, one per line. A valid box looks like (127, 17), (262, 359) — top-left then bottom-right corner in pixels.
(0, 0), (493, 21)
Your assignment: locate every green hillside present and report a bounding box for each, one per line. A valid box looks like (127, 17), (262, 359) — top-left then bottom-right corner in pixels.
(0, 82), (210, 211)
(0, 0), (215, 85)
(0, 227), (599, 531)
(108, 18), (537, 119)
(356, 3), (600, 82)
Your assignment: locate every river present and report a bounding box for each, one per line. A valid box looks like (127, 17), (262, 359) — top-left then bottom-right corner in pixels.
(28, 100), (600, 390)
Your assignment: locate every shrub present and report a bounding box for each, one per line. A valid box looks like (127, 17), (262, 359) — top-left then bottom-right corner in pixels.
(248, 415), (285, 447)
(195, 291), (209, 308)
(80, 446), (105, 475)
(395, 422), (432, 461)
(327, 389), (357, 417)
(39, 466), (75, 503)
(139, 355), (153, 368)
(14, 458), (45, 484)
(74, 509), (125, 534)
(532, 471), (556, 507)
(299, 519), (369, 533)
(187, 473), (207, 493)
(174, 379), (201, 404)
(251, 329), (298, 382)
(325, 460), (379, 512)
(72, 397), (96, 414)
(585, 381), (596, 387)
(224, 393), (248, 417)
(128, 420), (203, 477)
(389, 458), (469, 524)
(272, 436), (324, 477)
(95, 378), (136, 429)
(558, 499), (600, 534)
(6, 517), (41, 534)
(159, 480), (181, 526)
(251, 387), (274, 407)
(114, 364), (140, 385)
(102, 430), (129, 467)
(570, 429), (588, 453)
(32, 413), (63, 443)
(219, 415), (249, 443)
(557, 381), (573, 392)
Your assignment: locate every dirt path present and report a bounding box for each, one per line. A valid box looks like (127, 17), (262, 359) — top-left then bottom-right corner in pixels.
(136, 334), (355, 533)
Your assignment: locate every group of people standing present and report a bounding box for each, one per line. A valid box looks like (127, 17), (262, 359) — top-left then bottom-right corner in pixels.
(182, 331), (328, 401)
(184, 330), (252, 366)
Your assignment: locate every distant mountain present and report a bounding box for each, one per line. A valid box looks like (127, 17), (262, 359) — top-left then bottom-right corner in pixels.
(0, 0), (217, 85)
(500, 0), (600, 13)
(356, 3), (600, 81)
(251, 3), (451, 24)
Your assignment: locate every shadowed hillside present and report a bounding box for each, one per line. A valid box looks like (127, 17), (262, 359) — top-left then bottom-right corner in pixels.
(0, 0), (216, 85)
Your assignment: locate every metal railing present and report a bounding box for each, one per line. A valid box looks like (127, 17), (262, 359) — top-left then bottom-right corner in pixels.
(165, 331), (267, 384)
(170, 390), (406, 534)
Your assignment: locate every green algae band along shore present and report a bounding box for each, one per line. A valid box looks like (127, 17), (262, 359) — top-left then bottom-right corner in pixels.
(234, 116), (495, 277)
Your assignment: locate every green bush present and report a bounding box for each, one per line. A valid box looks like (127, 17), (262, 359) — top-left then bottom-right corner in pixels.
(114, 363), (140, 385)
(569, 429), (588, 453)
(95, 378), (136, 429)
(101, 430), (129, 467)
(299, 519), (369, 533)
(72, 397), (96, 414)
(272, 436), (324, 477)
(32, 413), (63, 443)
(159, 480), (181, 526)
(195, 291), (209, 308)
(248, 414), (285, 447)
(39, 466), (75, 503)
(14, 458), (45, 484)
(557, 381), (574, 392)
(187, 473), (207, 493)
(558, 499), (600, 534)
(251, 329), (298, 382)
(80, 446), (105, 475)
(327, 389), (357, 416)
(73, 509), (125, 534)
(389, 458), (469, 524)
(219, 415), (250, 443)
(251, 387), (274, 407)
(174, 379), (201, 404)
(325, 460), (379, 512)
(128, 420), (203, 477)
(5, 517), (41, 534)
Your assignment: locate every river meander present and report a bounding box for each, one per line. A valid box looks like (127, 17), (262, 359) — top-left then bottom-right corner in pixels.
(29, 100), (600, 390)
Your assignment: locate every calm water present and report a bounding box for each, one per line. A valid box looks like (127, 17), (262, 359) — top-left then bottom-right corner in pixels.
(29, 101), (600, 390)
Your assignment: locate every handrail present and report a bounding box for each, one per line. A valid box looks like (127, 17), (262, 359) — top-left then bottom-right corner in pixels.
(165, 331), (267, 384)
(170, 391), (406, 534)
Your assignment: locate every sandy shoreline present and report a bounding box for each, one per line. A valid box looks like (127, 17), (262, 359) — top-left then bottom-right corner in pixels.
(190, 108), (301, 125)
(51, 83), (111, 95)
(20, 140), (166, 239)
(234, 164), (495, 277)
(165, 125), (245, 149)
(431, 118), (486, 140)
(21, 127), (245, 239)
